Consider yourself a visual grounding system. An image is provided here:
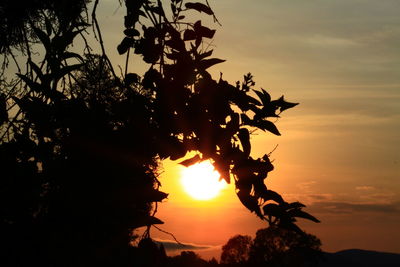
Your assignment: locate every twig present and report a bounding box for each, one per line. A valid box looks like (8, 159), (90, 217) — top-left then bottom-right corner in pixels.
(153, 225), (183, 245)
(268, 144), (279, 156)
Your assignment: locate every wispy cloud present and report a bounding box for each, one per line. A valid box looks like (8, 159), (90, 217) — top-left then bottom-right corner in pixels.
(153, 238), (216, 252)
(309, 201), (400, 214)
(356, 186), (375, 191)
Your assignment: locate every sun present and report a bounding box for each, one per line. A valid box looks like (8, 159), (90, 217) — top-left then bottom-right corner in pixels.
(181, 161), (227, 200)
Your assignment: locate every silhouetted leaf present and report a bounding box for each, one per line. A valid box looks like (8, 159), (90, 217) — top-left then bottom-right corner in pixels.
(144, 189), (169, 202)
(44, 17), (52, 35)
(197, 49), (213, 60)
(237, 190), (261, 216)
(124, 28), (140, 37)
(17, 74), (43, 93)
(133, 216), (164, 228)
(183, 29), (196, 41)
(288, 209), (320, 223)
(241, 114), (251, 125)
(27, 60), (44, 81)
(198, 58), (225, 70)
(53, 29), (84, 51)
(193, 21), (216, 39)
(255, 120), (281, 136)
(263, 203), (284, 217)
(0, 94), (7, 125)
(53, 64), (84, 81)
(31, 25), (51, 51)
(226, 113), (239, 134)
(259, 190), (284, 204)
(237, 128), (250, 157)
(185, 2), (213, 15)
(179, 154), (201, 167)
(274, 96), (299, 112)
(246, 95), (262, 106)
(117, 37), (134, 54)
(286, 201), (306, 210)
(60, 52), (84, 62)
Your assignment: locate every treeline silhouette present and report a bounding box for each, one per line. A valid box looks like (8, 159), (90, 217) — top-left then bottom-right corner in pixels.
(1, 1), (319, 266)
(131, 226), (322, 267)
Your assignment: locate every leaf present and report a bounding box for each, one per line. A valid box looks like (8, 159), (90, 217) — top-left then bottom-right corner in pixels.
(286, 201), (306, 210)
(53, 64), (84, 81)
(60, 52), (84, 62)
(274, 96), (299, 112)
(288, 209), (320, 223)
(254, 89), (271, 106)
(146, 189), (169, 202)
(259, 190), (284, 204)
(17, 74), (43, 93)
(237, 190), (261, 216)
(198, 58), (225, 70)
(185, 2), (214, 15)
(245, 95), (262, 106)
(117, 37), (134, 55)
(255, 120), (281, 136)
(133, 216), (164, 228)
(124, 28), (140, 37)
(183, 29), (196, 41)
(237, 128), (250, 157)
(193, 21), (216, 39)
(179, 154), (201, 167)
(52, 29), (84, 52)
(0, 94), (7, 125)
(45, 17), (52, 35)
(226, 112), (239, 134)
(263, 203), (284, 217)
(240, 113), (251, 125)
(31, 25), (51, 51)
(28, 60), (44, 81)
(197, 49), (213, 61)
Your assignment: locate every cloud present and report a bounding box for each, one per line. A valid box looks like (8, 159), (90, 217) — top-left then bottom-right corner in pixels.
(153, 238), (215, 252)
(309, 201), (400, 214)
(296, 181), (316, 191)
(283, 193), (334, 205)
(356, 186), (376, 191)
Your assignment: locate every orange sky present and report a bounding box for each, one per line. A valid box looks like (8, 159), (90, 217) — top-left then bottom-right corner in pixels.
(97, 0), (400, 260)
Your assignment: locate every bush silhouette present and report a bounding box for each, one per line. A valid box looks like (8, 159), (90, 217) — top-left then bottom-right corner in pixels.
(221, 235), (252, 265)
(0, 0), (319, 265)
(220, 227), (322, 267)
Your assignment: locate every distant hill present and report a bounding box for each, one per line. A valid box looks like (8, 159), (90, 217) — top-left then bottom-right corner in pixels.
(318, 249), (400, 267)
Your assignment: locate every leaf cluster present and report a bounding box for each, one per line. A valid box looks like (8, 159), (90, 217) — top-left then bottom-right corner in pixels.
(117, 0), (315, 233)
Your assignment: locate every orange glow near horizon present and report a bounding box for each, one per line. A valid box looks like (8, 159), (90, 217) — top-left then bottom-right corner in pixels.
(180, 161), (227, 200)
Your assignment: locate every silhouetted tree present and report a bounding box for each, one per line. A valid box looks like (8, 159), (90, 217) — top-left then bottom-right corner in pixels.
(220, 235), (252, 265)
(167, 251), (210, 267)
(249, 226), (322, 267)
(1, 0), (320, 265)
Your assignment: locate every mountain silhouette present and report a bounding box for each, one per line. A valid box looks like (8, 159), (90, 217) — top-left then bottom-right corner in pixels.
(318, 249), (400, 267)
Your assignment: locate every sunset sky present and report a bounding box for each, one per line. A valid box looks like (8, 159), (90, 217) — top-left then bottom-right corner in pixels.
(96, 0), (400, 259)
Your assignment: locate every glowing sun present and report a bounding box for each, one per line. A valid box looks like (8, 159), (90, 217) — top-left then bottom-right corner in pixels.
(181, 161), (227, 200)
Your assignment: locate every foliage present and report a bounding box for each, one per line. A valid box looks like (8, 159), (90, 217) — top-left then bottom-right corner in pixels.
(0, 0), (319, 265)
(250, 226), (322, 267)
(220, 235), (252, 265)
(118, 0), (319, 232)
(220, 227), (322, 267)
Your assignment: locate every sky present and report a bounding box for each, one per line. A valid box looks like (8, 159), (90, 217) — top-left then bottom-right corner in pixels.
(94, 0), (400, 259)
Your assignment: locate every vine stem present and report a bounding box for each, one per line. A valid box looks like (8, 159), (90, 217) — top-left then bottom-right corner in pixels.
(92, 0), (118, 80)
